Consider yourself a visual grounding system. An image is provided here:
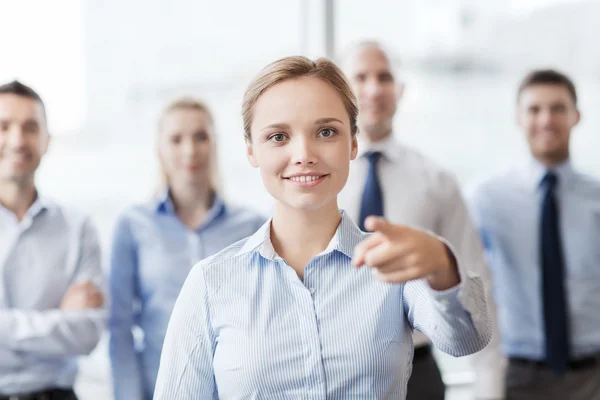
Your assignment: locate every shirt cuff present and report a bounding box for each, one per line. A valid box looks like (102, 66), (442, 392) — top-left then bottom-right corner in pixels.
(425, 281), (463, 312)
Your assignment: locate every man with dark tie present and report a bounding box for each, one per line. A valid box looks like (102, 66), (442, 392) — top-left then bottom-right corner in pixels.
(339, 41), (503, 400)
(468, 69), (600, 399)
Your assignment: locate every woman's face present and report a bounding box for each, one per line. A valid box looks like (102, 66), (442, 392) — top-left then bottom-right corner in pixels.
(247, 76), (358, 212)
(158, 108), (214, 189)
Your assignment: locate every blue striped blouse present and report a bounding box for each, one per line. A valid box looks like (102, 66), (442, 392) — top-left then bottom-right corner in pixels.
(154, 211), (491, 399)
(108, 191), (265, 400)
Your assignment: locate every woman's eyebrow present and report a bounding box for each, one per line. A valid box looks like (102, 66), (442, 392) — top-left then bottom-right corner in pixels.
(313, 117), (343, 125)
(261, 122), (291, 132)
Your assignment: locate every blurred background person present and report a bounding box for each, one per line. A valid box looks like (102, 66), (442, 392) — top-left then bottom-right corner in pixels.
(107, 98), (265, 400)
(339, 42), (504, 400)
(0, 80), (105, 400)
(467, 70), (600, 400)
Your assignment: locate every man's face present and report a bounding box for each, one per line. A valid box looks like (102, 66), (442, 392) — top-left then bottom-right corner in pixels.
(0, 94), (49, 184)
(344, 44), (402, 142)
(517, 84), (579, 166)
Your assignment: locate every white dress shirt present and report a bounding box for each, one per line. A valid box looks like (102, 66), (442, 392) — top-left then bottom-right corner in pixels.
(0, 195), (106, 395)
(338, 135), (504, 398)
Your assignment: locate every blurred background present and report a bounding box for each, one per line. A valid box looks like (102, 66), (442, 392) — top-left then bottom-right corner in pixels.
(1, 0), (599, 398)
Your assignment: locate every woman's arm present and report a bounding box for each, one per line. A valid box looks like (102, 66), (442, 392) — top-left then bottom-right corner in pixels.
(154, 261), (218, 399)
(108, 215), (146, 400)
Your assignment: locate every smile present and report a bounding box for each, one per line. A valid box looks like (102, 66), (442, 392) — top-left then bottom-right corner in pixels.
(284, 174), (329, 187)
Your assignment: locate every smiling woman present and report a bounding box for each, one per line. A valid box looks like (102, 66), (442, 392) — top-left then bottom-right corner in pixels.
(153, 55), (491, 400)
(246, 77), (357, 214)
(106, 97), (265, 400)
(241, 57), (358, 216)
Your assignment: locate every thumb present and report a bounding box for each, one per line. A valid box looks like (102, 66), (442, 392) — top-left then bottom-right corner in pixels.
(364, 216), (396, 235)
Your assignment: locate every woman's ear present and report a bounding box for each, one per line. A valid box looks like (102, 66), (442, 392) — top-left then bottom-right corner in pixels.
(245, 137), (259, 168)
(350, 134), (358, 160)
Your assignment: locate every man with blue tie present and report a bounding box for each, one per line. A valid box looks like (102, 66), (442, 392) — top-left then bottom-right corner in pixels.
(468, 69), (600, 399)
(339, 42), (503, 400)
(0, 81), (106, 400)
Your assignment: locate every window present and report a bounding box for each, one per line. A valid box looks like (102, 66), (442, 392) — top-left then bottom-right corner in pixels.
(0, 0), (84, 135)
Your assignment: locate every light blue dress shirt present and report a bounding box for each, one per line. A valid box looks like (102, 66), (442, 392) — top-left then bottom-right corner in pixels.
(468, 159), (600, 360)
(154, 211), (491, 399)
(0, 195), (106, 395)
(108, 191), (265, 400)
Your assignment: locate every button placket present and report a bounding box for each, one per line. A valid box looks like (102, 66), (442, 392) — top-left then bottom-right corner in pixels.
(302, 260), (326, 396)
(188, 231), (203, 265)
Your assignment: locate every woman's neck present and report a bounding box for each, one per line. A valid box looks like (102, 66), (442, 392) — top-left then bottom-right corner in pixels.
(270, 200), (342, 279)
(170, 181), (214, 229)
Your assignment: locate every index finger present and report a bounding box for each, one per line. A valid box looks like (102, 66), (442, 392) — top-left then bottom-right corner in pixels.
(365, 216), (412, 239)
(352, 232), (386, 267)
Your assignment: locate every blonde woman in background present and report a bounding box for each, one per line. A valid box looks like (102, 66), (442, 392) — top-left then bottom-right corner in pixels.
(154, 57), (491, 399)
(108, 98), (265, 400)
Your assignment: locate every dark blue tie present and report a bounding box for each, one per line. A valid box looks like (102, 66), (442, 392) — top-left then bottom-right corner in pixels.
(358, 151), (384, 231)
(540, 171), (570, 374)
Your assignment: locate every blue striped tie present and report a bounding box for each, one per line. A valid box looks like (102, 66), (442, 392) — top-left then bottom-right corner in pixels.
(540, 171), (570, 374)
(358, 151), (384, 231)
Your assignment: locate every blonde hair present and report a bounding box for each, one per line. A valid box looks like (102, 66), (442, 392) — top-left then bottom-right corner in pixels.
(156, 97), (222, 196)
(242, 56), (359, 140)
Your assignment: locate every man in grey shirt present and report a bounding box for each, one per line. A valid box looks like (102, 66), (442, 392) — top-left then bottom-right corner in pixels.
(0, 81), (106, 400)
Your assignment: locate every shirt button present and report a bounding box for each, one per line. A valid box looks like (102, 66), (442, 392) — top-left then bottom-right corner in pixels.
(309, 287), (316, 294)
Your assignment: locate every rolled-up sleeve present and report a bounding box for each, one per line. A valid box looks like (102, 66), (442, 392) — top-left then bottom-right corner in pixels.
(0, 219), (106, 356)
(108, 215), (146, 400)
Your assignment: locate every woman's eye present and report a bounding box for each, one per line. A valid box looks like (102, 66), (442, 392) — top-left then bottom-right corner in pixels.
(270, 133), (286, 142)
(319, 128), (335, 138)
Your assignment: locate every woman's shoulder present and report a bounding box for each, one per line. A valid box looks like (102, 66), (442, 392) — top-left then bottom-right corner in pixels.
(115, 199), (160, 222)
(109, 201), (164, 241)
(186, 235), (258, 287)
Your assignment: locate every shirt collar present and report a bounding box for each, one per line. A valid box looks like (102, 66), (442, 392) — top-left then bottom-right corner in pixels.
(235, 210), (365, 261)
(28, 194), (50, 217)
(154, 188), (227, 228)
(527, 157), (574, 192)
(357, 134), (402, 163)
(154, 188), (174, 213)
(0, 191), (50, 221)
